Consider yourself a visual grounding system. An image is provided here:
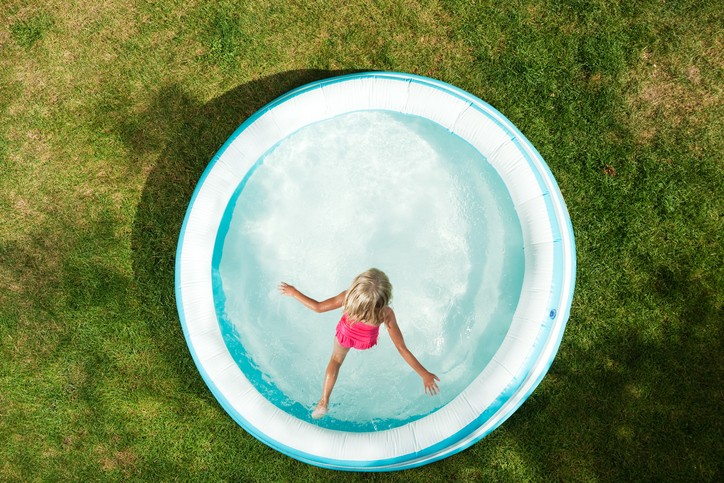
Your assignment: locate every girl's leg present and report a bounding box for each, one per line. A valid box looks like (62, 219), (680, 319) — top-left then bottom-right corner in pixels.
(313, 339), (350, 418)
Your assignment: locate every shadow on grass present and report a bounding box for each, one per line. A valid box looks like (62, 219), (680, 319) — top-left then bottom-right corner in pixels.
(413, 265), (721, 481)
(487, 265), (723, 481)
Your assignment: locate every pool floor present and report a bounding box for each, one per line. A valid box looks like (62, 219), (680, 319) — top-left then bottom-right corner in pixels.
(213, 111), (525, 431)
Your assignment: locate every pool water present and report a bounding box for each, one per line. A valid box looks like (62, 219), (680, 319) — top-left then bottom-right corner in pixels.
(213, 111), (524, 432)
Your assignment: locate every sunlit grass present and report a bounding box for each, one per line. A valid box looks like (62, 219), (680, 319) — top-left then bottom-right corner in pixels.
(1, 0), (722, 480)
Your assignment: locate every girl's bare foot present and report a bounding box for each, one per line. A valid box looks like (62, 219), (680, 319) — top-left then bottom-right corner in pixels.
(311, 402), (328, 419)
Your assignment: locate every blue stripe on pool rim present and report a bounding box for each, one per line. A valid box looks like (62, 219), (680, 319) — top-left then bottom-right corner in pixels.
(175, 72), (576, 471)
(177, 72), (574, 469)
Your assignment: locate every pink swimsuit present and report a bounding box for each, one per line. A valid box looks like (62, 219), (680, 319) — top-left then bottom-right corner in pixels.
(335, 313), (380, 350)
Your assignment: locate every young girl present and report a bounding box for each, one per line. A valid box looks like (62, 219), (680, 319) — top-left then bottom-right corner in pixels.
(279, 268), (440, 419)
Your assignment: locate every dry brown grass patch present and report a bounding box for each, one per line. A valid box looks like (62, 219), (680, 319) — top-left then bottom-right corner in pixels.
(0, 462), (22, 481)
(99, 447), (138, 474)
(626, 42), (723, 145)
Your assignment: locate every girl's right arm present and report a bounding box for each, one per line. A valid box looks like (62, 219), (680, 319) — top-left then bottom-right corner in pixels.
(279, 282), (345, 313)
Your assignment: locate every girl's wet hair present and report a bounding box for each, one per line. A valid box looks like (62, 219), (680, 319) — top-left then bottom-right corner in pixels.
(343, 268), (392, 326)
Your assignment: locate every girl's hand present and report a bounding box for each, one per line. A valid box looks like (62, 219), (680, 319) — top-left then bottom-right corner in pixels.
(278, 282), (297, 297)
(422, 372), (440, 395)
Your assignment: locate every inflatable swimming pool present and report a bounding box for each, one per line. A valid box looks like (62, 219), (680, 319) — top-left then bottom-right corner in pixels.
(175, 72), (576, 471)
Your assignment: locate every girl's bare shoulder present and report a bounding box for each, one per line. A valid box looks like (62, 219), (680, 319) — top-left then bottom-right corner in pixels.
(382, 306), (396, 325)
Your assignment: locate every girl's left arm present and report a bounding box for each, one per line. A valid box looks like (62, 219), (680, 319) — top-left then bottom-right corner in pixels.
(384, 307), (440, 395)
(279, 282), (345, 313)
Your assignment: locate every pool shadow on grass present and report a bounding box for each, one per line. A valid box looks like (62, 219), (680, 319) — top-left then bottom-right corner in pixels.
(130, 70), (362, 397)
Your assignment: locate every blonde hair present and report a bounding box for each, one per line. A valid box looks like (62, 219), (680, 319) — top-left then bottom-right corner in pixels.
(343, 268), (392, 326)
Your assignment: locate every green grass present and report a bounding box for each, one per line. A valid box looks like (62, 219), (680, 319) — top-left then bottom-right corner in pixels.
(9, 12), (54, 50)
(1, 0), (722, 480)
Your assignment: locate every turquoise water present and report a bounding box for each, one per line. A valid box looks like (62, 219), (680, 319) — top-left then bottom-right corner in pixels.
(213, 111), (524, 432)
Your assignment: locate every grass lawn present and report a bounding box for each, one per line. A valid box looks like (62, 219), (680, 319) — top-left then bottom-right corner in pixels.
(1, 0), (722, 480)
